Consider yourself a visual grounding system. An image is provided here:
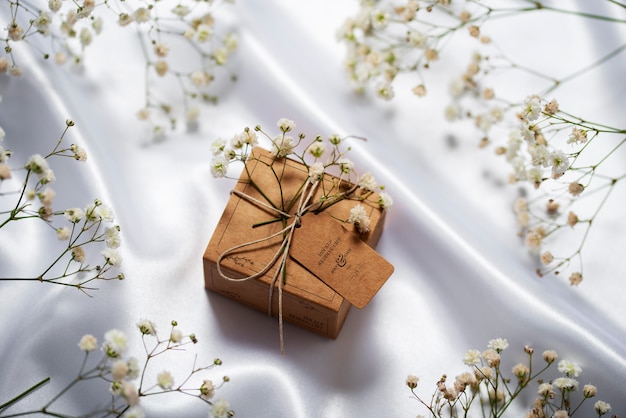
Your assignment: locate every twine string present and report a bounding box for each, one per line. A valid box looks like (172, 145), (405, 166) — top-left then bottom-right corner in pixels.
(216, 178), (321, 354)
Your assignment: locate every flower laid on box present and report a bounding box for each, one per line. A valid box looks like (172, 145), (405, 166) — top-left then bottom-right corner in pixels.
(203, 118), (394, 353)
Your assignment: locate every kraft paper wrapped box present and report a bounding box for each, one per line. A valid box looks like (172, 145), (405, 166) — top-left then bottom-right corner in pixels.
(203, 147), (393, 339)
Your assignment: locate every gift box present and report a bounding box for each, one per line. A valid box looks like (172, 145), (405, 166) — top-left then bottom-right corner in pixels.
(203, 147), (392, 339)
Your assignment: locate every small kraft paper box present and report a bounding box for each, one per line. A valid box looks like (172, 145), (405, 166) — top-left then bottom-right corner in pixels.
(203, 147), (393, 339)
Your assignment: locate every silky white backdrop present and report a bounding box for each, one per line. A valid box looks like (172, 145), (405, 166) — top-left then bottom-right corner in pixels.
(1, 1), (625, 417)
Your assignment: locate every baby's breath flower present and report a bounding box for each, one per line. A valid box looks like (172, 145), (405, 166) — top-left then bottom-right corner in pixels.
(557, 359), (582, 377)
(543, 350), (558, 364)
(271, 135), (295, 158)
(137, 318), (157, 336)
(307, 140), (326, 158)
(358, 172), (377, 191)
(211, 138), (227, 155)
(38, 187), (55, 206)
(567, 211), (578, 227)
(583, 384), (597, 398)
(48, 0), (62, 13)
(544, 99), (559, 114)
(512, 363), (530, 380)
(348, 204), (371, 233)
(172, 5), (190, 17)
(64, 208), (85, 223)
(103, 329), (127, 357)
(191, 71), (212, 86)
(79, 28), (92, 46)
(121, 381), (139, 405)
(241, 129), (258, 146)
(8, 23), (25, 41)
(553, 410), (569, 418)
(25, 154), (50, 177)
(78, 334), (98, 351)
(211, 155), (229, 178)
(122, 406), (146, 418)
(569, 271), (583, 286)
(567, 127), (588, 144)
(412, 84), (427, 97)
(196, 24), (213, 42)
(214, 47), (228, 65)
(482, 349), (501, 367)
(157, 370), (174, 389)
(92, 17), (103, 34)
(568, 182), (584, 196)
(70, 144), (88, 161)
(308, 162), (325, 182)
(105, 226), (121, 248)
(524, 229), (543, 253)
(378, 192), (393, 210)
(170, 328), (183, 343)
(154, 60), (168, 77)
(56, 226), (71, 240)
(72, 246), (86, 263)
(200, 379), (216, 399)
(133, 7), (150, 23)
(211, 399), (231, 418)
(537, 382), (554, 396)
(594, 400), (611, 415)
(463, 349), (481, 366)
(549, 150), (570, 177)
(102, 248), (122, 266)
(552, 377), (578, 391)
(328, 134), (342, 145)
(337, 157), (353, 174)
(487, 338), (509, 352)
(111, 359), (130, 381)
(95, 203), (115, 222)
(277, 118), (296, 133)
(376, 80), (394, 100)
(154, 42), (169, 57)
(522, 95), (542, 122)
(476, 366), (493, 380)
(540, 251), (553, 265)
(406, 374), (420, 389)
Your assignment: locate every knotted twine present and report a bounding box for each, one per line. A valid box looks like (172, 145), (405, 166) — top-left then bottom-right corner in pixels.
(215, 177), (323, 355)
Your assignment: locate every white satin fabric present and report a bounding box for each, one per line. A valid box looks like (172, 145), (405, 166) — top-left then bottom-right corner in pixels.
(1, 1), (626, 417)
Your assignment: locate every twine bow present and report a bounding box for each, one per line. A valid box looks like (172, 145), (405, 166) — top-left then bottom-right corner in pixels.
(216, 178), (322, 355)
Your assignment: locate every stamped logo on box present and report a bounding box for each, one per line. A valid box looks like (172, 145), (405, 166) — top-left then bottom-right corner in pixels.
(291, 213), (394, 309)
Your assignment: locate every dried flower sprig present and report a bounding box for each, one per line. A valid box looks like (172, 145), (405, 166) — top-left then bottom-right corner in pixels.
(338, 0), (626, 284)
(407, 338), (614, 417)
(337, 0), (626, 100)
(0, 319), (234, 418)
(500, 97), (625, 285)
(210, 118), (393, 232)
(0, 0), (238, 137)
(0, 119), (123, 294)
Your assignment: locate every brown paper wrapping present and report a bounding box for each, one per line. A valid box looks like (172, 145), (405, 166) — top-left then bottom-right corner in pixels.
(203, 147), (388, 338)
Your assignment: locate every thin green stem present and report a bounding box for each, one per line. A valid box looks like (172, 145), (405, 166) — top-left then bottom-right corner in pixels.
(0, 378), (50, 412)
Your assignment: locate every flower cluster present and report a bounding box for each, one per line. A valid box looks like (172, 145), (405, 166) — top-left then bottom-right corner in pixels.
(0, 319), (234, 417)
(1, 0), (238, 137)
(338, 1), (626, 284)
(0, 119), (123, 293)
(210, 118), (393, 232)
(500, 97), (624, 285)
(407, 338), (613, 417)
(336, 0), (501, 100)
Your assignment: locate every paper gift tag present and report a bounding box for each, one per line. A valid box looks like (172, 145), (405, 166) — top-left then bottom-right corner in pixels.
(290, 212), (394, 309)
